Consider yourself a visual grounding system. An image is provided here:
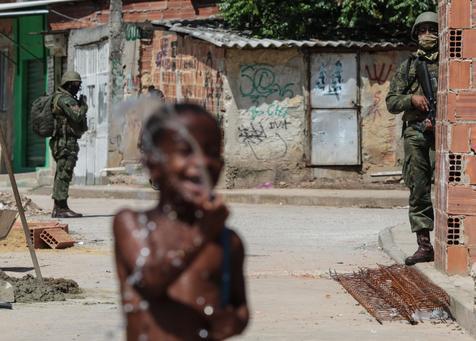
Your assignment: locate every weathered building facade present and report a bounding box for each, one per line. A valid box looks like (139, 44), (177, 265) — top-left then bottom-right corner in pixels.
(146, 22), (412, 188)
(1, 0), (414, 189)
(45, 0), (220, 184)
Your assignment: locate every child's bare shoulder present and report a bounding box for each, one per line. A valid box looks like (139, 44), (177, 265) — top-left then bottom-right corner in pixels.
(113, 208), (138, 234)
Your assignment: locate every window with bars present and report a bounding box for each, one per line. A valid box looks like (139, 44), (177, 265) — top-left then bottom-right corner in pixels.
(0, 49), (7, 112)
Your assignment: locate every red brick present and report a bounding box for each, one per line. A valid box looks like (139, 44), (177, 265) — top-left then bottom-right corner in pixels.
(447, 92), (456, 121)
(449, 0), (471, 28)
(455, 92), (476, 120)
(462, 30), (476, 57)
(464, 216), (476, 246)
(39, 228), (75, 249)
(449, 61), (471, 89)
(471, 126), (476, 151)
(447, 245), (469, 274)
(450, 124), (470, 152)
(448, 186), (476, 215)
(465, 156), (476, 184)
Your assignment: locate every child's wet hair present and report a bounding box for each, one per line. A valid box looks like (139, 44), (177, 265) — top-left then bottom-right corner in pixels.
(141, 102), (220, 158)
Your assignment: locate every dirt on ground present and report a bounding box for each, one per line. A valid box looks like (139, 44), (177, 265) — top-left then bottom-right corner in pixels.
(0, 270), (81, 303)
(0, 227), (27, 251)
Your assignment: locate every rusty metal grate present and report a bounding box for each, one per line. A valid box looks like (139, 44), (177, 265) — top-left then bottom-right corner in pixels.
(332, 264), (451, 324)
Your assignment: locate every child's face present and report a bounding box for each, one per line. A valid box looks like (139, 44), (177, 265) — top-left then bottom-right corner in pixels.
(150, 112), (223, 204)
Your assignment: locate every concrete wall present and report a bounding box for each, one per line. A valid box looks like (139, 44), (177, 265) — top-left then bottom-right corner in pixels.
(360, 50), (409, 175)
(223, 48), (310, 188)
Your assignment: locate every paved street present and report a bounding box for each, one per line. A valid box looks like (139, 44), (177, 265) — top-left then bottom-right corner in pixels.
(0, 195), (472, 340)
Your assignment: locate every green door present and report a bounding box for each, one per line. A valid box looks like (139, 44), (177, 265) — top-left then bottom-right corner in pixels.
(13, 14), (47, 172)
(25, 59), (46, 167)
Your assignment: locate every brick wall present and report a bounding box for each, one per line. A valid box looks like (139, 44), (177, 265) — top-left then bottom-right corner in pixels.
(148, 30), (225, 116)
(48, 0), (219, 31)
(436, 0), (476, 275)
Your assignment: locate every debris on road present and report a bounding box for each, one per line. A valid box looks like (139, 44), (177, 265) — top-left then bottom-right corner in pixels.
(332, 264), (451, 324)
(0, 270), (81, 303)
(0, 192), (50, 216)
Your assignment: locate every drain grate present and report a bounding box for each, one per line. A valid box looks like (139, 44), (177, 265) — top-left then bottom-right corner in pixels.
(332, 264), (451, 324)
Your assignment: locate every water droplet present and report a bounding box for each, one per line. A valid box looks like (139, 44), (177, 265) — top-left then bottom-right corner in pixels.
(141, 247), (151, 257)
(136, 256), (146, 267)
(139, 300), (149, 311)
(138, 333), (148, 341)
(163, 204), (172, 213)
(193, 236), (204, 247)
(204, 305), (214, 316)
(123, 303), (134, 313)
(168, 211), (177, 220)
(166, 250), (177, 259)
(196, 296), (205, 305)
(171, 257), (183, 268)
(195, 210), (204, 219)
(146, 221), (157, 231)
(132, 230), (142, 239)
(198, 329), (208, 339)
(138, 214), (148, 226)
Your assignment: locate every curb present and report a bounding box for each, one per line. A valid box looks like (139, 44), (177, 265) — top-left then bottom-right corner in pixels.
(378, 225), (476, 338)
(30, 186), (409, 208)
(377, 225), (407, 264)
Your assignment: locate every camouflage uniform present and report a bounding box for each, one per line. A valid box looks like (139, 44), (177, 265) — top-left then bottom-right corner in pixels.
(386, 54), (438, 233)
(50, 86), (88, 202)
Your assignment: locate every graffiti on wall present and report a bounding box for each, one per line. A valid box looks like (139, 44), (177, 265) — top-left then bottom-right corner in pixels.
(366, 90), (383, 121)
(365, 63), (393, 85)
(315, 60), (344, 98)
(249, 102), (288, 121)
(238, 114), (290, 160)
(239, 64), (295, 105)
(203, 51), (223, 116)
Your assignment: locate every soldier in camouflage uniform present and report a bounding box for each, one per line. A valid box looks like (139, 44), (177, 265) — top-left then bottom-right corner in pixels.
(386, 12), (439, 266)
(50, 71), (88, 218)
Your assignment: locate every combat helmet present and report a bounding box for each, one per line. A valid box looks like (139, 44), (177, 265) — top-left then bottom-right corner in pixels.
(411, 11), (438, 41)
(60, 71), (82, 86)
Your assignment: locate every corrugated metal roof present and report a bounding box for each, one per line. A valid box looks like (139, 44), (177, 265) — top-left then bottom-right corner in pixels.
(152, 20), (410, 50)
(0, 0), (79, 12)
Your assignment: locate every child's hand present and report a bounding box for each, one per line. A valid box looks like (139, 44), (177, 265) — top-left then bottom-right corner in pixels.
(208, 307), (241, 340)
(196, 194), (228, 242)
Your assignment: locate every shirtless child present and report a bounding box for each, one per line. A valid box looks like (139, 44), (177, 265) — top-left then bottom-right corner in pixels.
(113, 103), (249, 340)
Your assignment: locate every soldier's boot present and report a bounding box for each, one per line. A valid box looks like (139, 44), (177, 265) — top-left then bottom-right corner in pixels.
(405, 229), (434, 266)
(52, 200), (83, 218)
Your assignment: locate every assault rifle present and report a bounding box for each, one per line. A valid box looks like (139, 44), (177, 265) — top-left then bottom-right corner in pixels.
(415, 59), (437, 130)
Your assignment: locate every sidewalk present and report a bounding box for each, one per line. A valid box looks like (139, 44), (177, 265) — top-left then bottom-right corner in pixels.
(379, 223), (476, 338)
(27, 185), (411, 208)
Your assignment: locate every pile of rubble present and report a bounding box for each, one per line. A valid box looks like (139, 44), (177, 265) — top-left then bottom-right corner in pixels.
(0, 270), (81, 303)
(0, 192), (50, 216)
